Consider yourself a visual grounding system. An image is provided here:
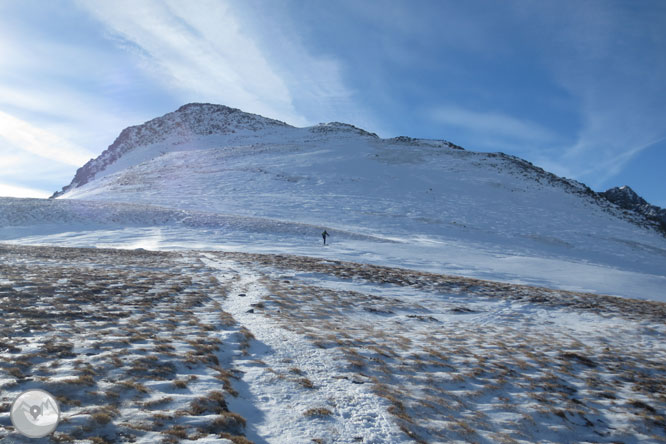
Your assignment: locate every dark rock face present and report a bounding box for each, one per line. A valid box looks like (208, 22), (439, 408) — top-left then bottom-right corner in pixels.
(602, 186), (647, 210)
(601, 186), (666, 232)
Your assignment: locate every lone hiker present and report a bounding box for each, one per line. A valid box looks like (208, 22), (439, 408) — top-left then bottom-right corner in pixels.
(322, 230), (329, 245)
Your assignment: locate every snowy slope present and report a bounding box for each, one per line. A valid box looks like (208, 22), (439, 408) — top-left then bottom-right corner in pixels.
(0, 197), (384, 244)
(2, 105), (666, 443)
(4, 103), (666, 300)
(1, 245), (664, 443)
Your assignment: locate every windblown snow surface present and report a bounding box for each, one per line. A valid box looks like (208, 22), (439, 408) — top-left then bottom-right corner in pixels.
(0, 245), (664, 443)
(1, 104), (665, 442)
(4, 104), (666, 301)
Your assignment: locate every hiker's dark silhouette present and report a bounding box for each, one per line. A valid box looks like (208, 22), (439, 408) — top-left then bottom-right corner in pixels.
(322, 230), (329, 245)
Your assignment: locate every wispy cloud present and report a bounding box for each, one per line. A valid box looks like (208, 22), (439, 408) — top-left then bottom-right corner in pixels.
(0, 111), (93, 166)
(77, 0), (352, 127)
(0, 0), (359, 198)
(562, 136), (666, 188)
(430, 106), (555, 144)
(525, 2), (666, 188)
(0, 84), (149, 150)
(0, 110), (96, 198)
(0, 183), (50, 199)
(228, 1), (374, 130)
(426, 2), (666, 192)
(555, 100), (666, 188)
(0, 3), (166, 198)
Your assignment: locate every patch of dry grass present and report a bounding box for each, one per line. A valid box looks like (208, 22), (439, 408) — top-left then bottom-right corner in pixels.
(219, 250), (666, 443)
(0, 245), (253, 443)
(303, 407), (332, 417)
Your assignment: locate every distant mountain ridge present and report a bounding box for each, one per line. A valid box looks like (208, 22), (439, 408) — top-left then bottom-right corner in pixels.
(51, 102), (664, 238)
(49, 104), (477, 200)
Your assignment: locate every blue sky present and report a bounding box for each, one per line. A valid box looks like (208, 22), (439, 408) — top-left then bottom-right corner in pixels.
(1, 0), (664, 206)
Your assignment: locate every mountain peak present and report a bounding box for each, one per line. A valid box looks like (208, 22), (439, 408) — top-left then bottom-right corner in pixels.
(172, 102), (289, 126)
(176, 102), (230, 112)
(169, 102), (292, 131)
(309, 121), (378, 138)
(51, 103), (293, 198)
(602, 185), (646, 207)
(602, 185), (666, 233)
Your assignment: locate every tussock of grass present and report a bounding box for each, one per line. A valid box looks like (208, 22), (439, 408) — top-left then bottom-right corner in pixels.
(303, 407), (332, 417)
(139, 397), (174, 409)
(218, 433), (253, 444)
(91, 412), (113, 425)
(188, 391), (228, 415)
(208, 412), (247, 435)
(162, 424), (189, 439)
(172, 379), (188, 389)
(298, 377), (315, 389)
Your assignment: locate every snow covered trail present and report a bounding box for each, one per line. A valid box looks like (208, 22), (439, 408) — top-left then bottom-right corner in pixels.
(211, 251), (666, 444)
(201, 253), (404, 443)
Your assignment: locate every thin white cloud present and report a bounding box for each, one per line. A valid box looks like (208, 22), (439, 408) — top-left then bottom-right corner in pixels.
(77, 0), (315, 126)
(0, 0), (359, 198)
(430, 106), (555, 144)
(564, 136), (666, 188)
(0, 8), (156, 198)
(0, 84), (147, 149)
(0, 110), (93, 166)
(227, 2), (369, 128)
(0, 138), (83, 198)
(527, 2), (666, 187)
(0, 182), (50, 199)
(428, 3), (666, 191)
(555, 96), (666, 188)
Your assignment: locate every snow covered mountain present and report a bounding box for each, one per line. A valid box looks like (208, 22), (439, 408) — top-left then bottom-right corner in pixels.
(2, 104), (666, 443)
(52, 103), (660, 234)
(52, 104), (293, 197)
(5, 103), (666, 300)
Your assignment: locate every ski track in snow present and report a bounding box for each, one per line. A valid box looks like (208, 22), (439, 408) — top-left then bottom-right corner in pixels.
(208, 250), (666, 443)
(201, 254), (404, 443)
